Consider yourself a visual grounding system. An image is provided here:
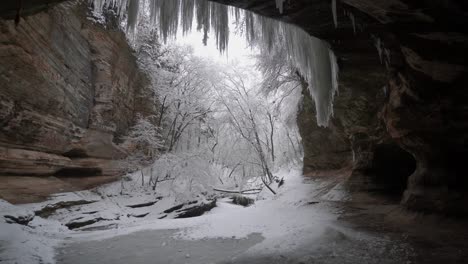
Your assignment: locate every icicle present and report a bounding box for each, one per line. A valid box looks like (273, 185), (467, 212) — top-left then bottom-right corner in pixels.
(281, 21), (339, 126)
(375, 37), (383, 64)
(181, 0), (195, 35)
(89, 0), (136, 24)
(196, 0), (210, 45)
(348, 12), (356, 34)
(330, 49), (340, 97)
(159, 0), (180, 42)
(332, 0), (338, 28)
(210, 2), (229, 53)
(126, 0), (140, 33)
(275, 0), (286, 14)
(243, 12), (339, 126)
(374, 37), (391, 68)
(259, 16), (277, 52)
(233, 6), (241, 23)
(148, 0), (160, 25)
(245, 11), (256, 44)
(384, 48), (391, 65)
(89, 0), (106, 14)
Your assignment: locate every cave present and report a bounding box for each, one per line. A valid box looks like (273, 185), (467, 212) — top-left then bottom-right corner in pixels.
(0, 0), (467, 263)
(54, 167), (103, 178)
(369, 143), (416, 197)
(63, 149), (89, 159)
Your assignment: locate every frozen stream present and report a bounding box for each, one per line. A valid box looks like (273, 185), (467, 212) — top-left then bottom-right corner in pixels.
(53, 171), (413, 264)
(56, 216), (412, 264)
(56, 229), (264, 264)
(0, 170), (414, 263)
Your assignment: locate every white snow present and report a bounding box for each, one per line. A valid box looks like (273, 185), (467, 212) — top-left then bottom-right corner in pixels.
(0, 167), (352, 263)
(177, 169), (337, 251)
(0, 201), (63, 264)
(0, 200), (34, 224)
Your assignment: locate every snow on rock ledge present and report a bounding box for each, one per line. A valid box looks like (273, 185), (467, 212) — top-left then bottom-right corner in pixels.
(1, 200), (34, 225)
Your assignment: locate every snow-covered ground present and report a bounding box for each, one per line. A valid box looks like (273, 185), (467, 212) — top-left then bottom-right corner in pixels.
(1, 168), (414, 264)
(0, 200), (63, 263)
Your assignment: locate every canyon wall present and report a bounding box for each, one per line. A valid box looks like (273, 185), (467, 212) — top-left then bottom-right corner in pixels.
(0, 3), (153, 180)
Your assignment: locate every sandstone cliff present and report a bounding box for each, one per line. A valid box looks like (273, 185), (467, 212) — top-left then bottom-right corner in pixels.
(0, 3), (153, 183)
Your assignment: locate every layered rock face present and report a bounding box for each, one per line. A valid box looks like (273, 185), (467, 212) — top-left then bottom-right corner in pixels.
(0, 3), (151, 180)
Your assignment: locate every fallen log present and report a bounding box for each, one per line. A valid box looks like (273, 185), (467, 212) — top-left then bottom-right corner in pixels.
(175, 200), (216, 218)
(161, 200), (216, 218)
(212, 187), (262, 194)
(231, 195), (254, 207)
(163, 200), (197, 214)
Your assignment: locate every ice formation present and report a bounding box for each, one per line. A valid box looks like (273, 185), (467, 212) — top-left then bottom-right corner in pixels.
(275, 0), (286, 14)
(332, 0), (338, 28)
(347, 11), (356, 34)
(89, 0), (339, 126)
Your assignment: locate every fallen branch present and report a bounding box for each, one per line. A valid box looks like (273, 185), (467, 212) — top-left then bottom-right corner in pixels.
(157, 177), (175, 182)
(240, 191), (261, 194)
(227, 162), (241, 178)
(260, 175), (277, 195)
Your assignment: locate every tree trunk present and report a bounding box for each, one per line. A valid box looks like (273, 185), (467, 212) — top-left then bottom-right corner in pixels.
(158, 96), (167, 127)
(268, 112), (275, 162)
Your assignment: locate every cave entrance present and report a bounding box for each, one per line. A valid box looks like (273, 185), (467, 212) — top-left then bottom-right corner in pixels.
(55, 167), (103, 178)
(370, 143), (416, 198)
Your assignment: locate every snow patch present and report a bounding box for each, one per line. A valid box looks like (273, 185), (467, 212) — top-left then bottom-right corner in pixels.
(175, 169), (339, 253)
(0, 201), (63, 264)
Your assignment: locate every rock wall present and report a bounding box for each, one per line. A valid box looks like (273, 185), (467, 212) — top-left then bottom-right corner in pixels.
(297, 78), (352, 174)
(0, 2), (152, 178)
